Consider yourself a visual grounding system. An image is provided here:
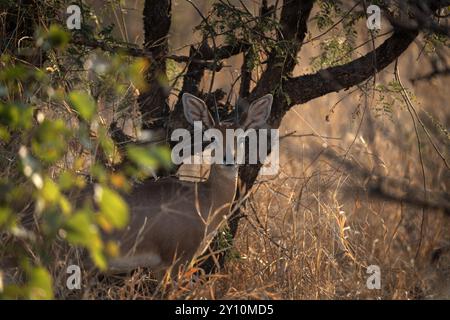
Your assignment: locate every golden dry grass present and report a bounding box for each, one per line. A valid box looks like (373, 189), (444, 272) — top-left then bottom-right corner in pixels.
(51, 101), (450, 299)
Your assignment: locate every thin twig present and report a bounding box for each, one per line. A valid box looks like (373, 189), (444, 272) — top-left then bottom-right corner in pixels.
(394, 60), (427, 260)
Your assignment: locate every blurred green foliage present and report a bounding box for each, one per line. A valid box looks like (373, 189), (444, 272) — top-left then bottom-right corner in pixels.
(0, 12), (170, 299)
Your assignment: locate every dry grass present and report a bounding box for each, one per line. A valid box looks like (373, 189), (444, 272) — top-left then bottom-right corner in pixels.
(50, 114), (450, 299)
(40, 41), (450, 299)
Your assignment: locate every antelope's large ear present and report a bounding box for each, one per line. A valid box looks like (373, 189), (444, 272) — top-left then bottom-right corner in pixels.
(182, 93), (215, 128)
(242, 94), (273, 129)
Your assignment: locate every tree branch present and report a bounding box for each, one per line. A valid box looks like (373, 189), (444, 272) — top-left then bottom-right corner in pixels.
(238, 0), (448, 210)
(168, 43), (209, 132)
(240, 0), (315, 186)
(250, 0), (315, 100)
(283, 28), (418, 112)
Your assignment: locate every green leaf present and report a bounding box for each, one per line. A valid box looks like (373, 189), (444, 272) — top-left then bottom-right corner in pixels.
(152, 145), (173, 170)
(64, 210), (97, 247)
(126, 145), (159, 171)
(98, 125), (115, 161)
(68, 90), (97, 122)
(27, 266), (53, 300)
(0, 102), (34, 129)
(32, 119), (69, 163)
(64, 209), (107, 270)
(0, 125), (11, 142)
(128, 58), (149, 91)
(90, 250), (107, 271)
(41, 177), (60, 204)
(95, 186), (129, 229)
(0, 207), (16, 229)
(37, 24), (70, 50)
(90, 164), (107, 184)
(0, 64), (28, 81)
(58, 171), (75, 190)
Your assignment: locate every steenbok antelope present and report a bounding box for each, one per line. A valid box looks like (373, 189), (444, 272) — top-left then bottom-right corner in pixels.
(104, 92), (273, 274)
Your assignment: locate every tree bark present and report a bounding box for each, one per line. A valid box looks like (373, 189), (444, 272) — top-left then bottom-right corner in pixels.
(138, 0), (172, 131)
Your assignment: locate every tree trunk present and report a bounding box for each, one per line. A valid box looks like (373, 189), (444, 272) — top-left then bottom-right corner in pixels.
(138, 0), (172, 132)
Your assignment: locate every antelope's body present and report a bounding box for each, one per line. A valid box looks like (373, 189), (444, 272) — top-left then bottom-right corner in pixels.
(98, 93), (272, 274)
(106, 164), (238, 272)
